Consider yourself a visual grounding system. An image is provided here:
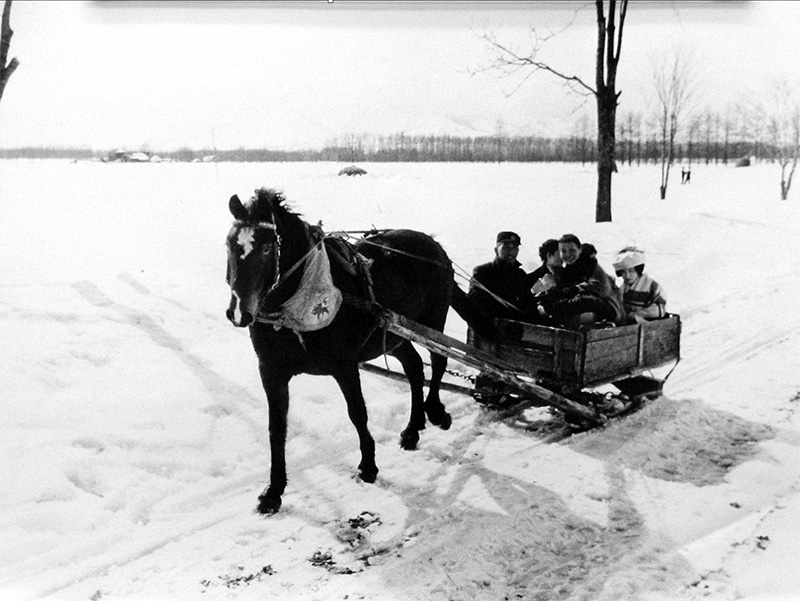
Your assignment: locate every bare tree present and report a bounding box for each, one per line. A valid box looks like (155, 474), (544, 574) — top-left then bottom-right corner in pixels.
(761, 81), (800, 200)
(480, 1), (628, 222)
(701, 108), (715, 164)
(684, 114), (702, 168)
(618, 110), (642, 166)
(651, 48), (697, 199)
(0, 0), (18, 109)
(573, 114), (593, 166)
(617, 110), (636, 166)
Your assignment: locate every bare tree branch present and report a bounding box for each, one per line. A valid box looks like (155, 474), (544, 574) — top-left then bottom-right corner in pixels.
(605, 0), (616, 85)
(478, 31), (596, 97)
(0, 0), (19, 104)
(0, 0), (12, 64)
(614, 0), (627, 64)
(595, 2), (606, 94)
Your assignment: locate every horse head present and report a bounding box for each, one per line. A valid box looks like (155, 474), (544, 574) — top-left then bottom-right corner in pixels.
(225, 189), (284, 327)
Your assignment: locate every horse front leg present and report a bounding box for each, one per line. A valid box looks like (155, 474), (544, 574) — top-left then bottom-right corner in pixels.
(257, 367), (291, 515)
(390, 341), (426, 450)
(333, 365), (378, 483)
(424, 352), (452, 430)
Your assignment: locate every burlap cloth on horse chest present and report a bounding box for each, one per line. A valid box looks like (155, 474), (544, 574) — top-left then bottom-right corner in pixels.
(266, 243), (343, 332)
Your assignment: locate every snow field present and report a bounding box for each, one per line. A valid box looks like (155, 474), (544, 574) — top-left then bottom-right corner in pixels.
(1, 159), (799, 600)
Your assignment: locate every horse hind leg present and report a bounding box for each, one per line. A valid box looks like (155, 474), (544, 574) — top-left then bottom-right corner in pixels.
(390, 341), (427, 450)
(424, 352), (452, 430)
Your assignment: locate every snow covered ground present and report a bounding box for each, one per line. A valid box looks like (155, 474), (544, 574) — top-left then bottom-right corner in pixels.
(1, 159), (799, 601)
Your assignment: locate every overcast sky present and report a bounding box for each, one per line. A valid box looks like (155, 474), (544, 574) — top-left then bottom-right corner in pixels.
(1, 1), (798, 151)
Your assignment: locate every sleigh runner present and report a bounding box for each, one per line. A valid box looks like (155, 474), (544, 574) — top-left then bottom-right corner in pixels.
(367, 310), (681, 427)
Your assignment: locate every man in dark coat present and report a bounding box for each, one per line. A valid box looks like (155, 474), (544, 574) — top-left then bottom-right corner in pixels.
(468, 231), (537, 321)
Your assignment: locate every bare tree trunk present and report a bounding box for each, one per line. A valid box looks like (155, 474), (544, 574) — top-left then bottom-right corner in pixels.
(780, 157), (798, 200)
(0, 0), (19, 107)
(596, 87), (616, 221)
(594, 0), (625, 223)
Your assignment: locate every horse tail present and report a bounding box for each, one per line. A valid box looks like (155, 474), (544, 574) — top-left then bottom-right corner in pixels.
(450, 282), (501, 339)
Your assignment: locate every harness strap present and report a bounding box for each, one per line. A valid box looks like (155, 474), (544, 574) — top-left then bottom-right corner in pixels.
(342, 292), (386, 354)
(360, 254), (377, 306)
(325, 236), (378, 308)
(274, 238), (323, 288)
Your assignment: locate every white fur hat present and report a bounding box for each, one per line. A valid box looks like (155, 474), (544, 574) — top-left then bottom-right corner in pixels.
(613, 247), (645, 271)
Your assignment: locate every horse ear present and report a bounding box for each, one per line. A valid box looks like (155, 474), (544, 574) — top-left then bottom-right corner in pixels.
(229, 195), (248, 221)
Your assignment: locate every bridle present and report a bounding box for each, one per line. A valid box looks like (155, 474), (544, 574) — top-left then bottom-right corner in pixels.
(229, 216), (331, 317)
(229, 219), (283, 296)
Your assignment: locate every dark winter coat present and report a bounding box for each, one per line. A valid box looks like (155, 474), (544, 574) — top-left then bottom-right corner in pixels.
(543, 255), (625, 324)
(468, 258), (537, 320)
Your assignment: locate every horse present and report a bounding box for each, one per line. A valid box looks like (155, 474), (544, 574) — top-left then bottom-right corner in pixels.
(225, 188), (482, 514)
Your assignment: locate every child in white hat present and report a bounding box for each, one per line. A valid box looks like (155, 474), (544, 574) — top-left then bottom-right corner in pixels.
(612, 247), (667, 323)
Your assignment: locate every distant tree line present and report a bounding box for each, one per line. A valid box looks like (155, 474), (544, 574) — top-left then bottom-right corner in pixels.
(0, 146), (320, 162)
(322, 133), (587, 163)
(0, 146), (97, 159)
(0, 110), (785, 165)
(615, 108), (774, 168)
(321, 119), (777, 165)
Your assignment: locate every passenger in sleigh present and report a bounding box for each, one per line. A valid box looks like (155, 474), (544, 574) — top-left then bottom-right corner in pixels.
(528, 238), (562, 297)
(535, 234), (625, 330)
(468, 231), (540, 323)
(612, 246), (667, 324)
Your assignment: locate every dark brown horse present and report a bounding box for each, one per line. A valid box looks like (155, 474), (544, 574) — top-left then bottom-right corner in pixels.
(225, 188), (480, 514)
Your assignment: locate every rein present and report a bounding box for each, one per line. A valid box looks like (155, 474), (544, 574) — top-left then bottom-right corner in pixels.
(354, 236), (455, 271)
(267, 237), (323, 295)
(247, 222), (526, 332)
(338, 232), (528, 316)
(353, 235), (528, 317)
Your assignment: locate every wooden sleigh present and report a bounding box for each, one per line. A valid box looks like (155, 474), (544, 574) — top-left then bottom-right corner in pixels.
(362, 311), (681, 427)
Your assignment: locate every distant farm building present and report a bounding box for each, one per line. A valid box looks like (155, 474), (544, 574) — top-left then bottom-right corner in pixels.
(104, 150), (152, 163)
(103, 150), (173, 163)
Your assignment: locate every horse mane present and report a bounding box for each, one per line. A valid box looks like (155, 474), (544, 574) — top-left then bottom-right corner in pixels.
(249, 187), (303, 225)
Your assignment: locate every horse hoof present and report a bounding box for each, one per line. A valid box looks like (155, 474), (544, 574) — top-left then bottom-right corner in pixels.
(400, 429), (419, 450)
(359, 465), (379, 484)
(257, 493), (282, 514)
(426, 411), (452, 431)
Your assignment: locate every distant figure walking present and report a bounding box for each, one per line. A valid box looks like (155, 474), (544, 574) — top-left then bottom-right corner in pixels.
(681, 166), (692, 184)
